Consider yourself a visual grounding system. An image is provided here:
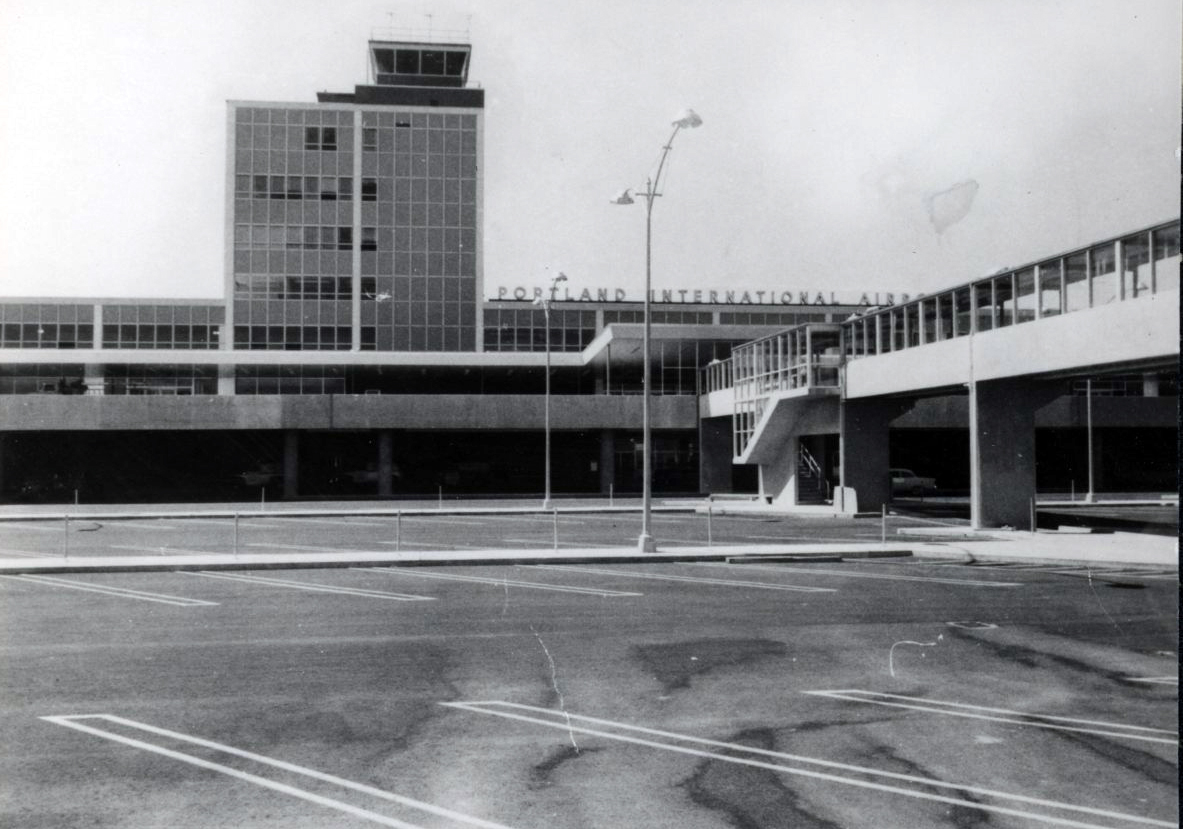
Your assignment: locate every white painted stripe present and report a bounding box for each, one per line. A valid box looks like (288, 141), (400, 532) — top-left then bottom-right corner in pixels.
(529, 564), (837, 593)
(499, 538), (618, 548)
(0, 522), (64, 532)
(0, 574), (217, 607)
(110, 521), (180, 531)
(0, 547), (56, 557)
(356, 567), (642, 597)
(1126, 676), (1179, 686)
(111, 544), (227, 556)
(173, 518), (288, 529)
(803, 690), (1177, 744)
(375, 540), (489, 549)
(442, 701), (1175, 829)
(181, 571), (434, 601)
(703, 561), (1022, 587)
(248, 542), (381, 554)
(391, 517), (488, 525)
(263, 516), (390, 528)
(42, 715), (515, 829)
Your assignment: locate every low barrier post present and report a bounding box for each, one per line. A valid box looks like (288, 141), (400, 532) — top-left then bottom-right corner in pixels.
(233, 512), (239, 557)
(64, 514), (70, 559)
(396, 510), (402, 551)
(707, 498), (713, 548)
(552, 507), (559, 551)
(881, 505), (887, 546)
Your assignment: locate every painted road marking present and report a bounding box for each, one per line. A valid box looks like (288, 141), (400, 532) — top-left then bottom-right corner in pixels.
(0, 522), (65, 533)
(181, 571), (435, 601)
(1126, 676), (1178, 686)
(376, 540), (490, 549)
(355, 567), (643, 597)
(108, 521), (181, 531)
(262, 516), (391, 528)
(500, 537), (619, 548)
(527, 564), (837, 593)
(702, 561), (1022, 587)
(0, 574), (217, 607)
(442, 700), (1175, 829)
(388, 516), (489, 526)
(111, 544), (227, 556)
(42, 714), (515, 829)
(803, 690), (1178, 745)
(0, 547), (56, 557)
(173, 517), (288, 530)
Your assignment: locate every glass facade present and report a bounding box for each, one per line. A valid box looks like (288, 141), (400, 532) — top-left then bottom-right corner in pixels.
(101, 304), (223, 349)
(0, 304), (94, 349)
(483, 308), (595, 352)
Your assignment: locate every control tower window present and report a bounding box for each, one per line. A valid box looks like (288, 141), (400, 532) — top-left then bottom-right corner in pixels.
(374, 48), (395, 74)
(421, 51), (446, 75)
(445, 51), (466, 76)
(396, 49), (419, 74)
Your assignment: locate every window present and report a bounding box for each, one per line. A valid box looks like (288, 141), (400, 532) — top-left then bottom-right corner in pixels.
(361, 177), (378, 201)
(337, 227), (353, 250)
(338, 177), (352, 201)
(1015, 268), (1036, 323)
(320, 177), (338, 200)
(363, 128), (378, 151)
(304, 127), (338, 151)
(361, 227), (377, 251)
(1064, 253), (1088, 312)
(1090, 243), (1118, 305)
(1038, 261), (1062, 317)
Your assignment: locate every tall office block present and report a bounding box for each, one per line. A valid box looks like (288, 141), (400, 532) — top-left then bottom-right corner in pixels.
(226, 40), (483, 354)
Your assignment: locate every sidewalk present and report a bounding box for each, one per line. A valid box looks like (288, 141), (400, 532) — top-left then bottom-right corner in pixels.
(0, 530), (1173, 576)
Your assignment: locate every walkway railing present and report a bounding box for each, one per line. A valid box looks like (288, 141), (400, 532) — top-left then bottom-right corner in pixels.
(841, 219), (1179, 359)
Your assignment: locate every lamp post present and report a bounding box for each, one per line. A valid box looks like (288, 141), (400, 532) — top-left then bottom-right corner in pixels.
(612, 108), (703, 552)
(533, 272), (568, 510)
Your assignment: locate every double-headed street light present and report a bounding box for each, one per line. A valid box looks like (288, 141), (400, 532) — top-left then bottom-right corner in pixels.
(533, 271), (568, 510)
(612, 108), (703, 552)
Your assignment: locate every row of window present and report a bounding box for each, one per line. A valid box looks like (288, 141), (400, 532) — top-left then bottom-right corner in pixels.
(102, 325), (221, 350)
(1, 323), (93, 349)
(361, 128), (478, 157)
(234, 277), (354, 300)
(0, 304), (94, 324)
(236, 108), (352, 126)
(234, 225), (364, 251)
(234, 175), (363, 201)
(233, 326), (353, 351)
(98, 305), (224, 325)
(719, 311), (830, 326)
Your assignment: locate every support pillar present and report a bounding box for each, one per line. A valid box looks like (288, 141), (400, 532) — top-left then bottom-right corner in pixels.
(282, 430), (299, 499)
(217, 364), (235, 396)
(598, 429), (615, 495)
(377, 431), (394, 497)
(970, 378), (1061, 528)
(698, 417), (734, 495)
(840, 397), (913, 514)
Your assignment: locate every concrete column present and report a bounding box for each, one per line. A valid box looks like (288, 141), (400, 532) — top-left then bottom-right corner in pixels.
(698, 417), (734, 494)
(970, 378), (1061, 528)
(598, 429), (615, 495)
(217, 364), (235, 396)
(377, 431), (394, 497)
(840, 397), (913, 513)
(282, 430), (299, 499)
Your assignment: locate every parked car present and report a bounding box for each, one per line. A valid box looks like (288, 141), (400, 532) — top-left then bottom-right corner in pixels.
(890, 468), (936, 496)
(239, 464), (280, 487)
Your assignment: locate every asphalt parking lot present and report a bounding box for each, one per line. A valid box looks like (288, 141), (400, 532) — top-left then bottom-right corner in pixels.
(1, 509), (1176, 828)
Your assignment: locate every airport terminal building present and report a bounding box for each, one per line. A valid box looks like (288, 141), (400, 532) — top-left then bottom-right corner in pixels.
(0, 38), (1177, 511)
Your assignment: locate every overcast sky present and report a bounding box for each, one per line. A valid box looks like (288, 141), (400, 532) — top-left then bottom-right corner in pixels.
(0, 0), (1178, 301)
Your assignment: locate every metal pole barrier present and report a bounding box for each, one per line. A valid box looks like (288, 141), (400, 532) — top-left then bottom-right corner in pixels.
(880, 504), (886, 545)
(552, 507), (558, 551)
(1030, 497), (1036, 534)
(396, 510), (401, 551)
(74, 489), (79, 506)
(64, 514), (70, 559)
(438, 486), (443, 511)
(1070, 480), (1075, 502)
(707, 499), (713, 548)
(233, 512), (239, 558)
(260, 487), (265, 511)
(609, 483), (614, 507)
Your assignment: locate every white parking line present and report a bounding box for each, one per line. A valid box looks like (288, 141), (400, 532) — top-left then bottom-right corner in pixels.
(173, 518), (288, 529)
(527, 564), (837, 593)
(1126, 676), (1178, 686)
(181, 571), (435, 601)
(500, 538), (619, 548)
(375, 541), (490, 549)
(442, 700), (1174, 829)
(111, 544), (226, 556)
(0, 522), (64, 533)
(803, 690), (1178, 745)
(0, 547), (56, 557)
(42, 714), (515, 829)
(355, 567), (643, 597)
(264, 516), (391, 528)
(0, 574), (217, 607)
(701, 562), (1023, 588)
(108, 521), (181, 531)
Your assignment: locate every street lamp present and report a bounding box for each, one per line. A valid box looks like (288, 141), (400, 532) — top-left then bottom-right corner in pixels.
(533, 272), (568, 510)
(612, 108), (703, 552)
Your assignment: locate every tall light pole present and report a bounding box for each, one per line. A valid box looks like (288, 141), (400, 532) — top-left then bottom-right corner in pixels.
(534, 272), (568, 510)
(612, 108), (703, 552)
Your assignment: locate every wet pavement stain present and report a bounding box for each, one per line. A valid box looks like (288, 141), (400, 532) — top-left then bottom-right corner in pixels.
(682, 727), (841, 829)
(633, 638), (788, 693)
(529, 743), (603, 789)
